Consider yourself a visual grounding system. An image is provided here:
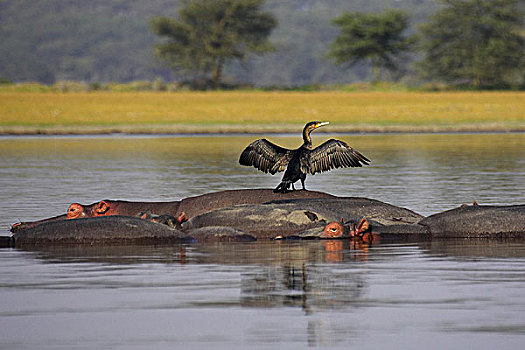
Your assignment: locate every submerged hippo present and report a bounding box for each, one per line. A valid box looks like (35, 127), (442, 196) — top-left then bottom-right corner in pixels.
(285, 204), (525, 240)
(6, 191), (524, 246)
(66, 200), (182, 220)
(11, 189), (334, 233)
(11, 215), (256, 246)
(9, 200), (182, 233)
(183, 197), (423, 239)
(419, 204), (525, 238)
(175, 189), (334, 218)
(11, 213), (68, 233)
(66, 189), (335, 221)
(12, 216), (190, 246)
(284, 217), (428, 241)
(273, 218), (369, 240)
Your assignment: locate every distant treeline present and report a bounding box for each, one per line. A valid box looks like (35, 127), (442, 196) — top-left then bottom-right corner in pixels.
(1, 79), (514, 93)
(0, 0), (523, 89)
(0, 0), (438, 86)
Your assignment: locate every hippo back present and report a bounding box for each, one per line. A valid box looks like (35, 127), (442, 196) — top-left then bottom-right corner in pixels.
(13, 216), (192, 246)
(176, 189), (335, 218)
(419, 205), (525, 238)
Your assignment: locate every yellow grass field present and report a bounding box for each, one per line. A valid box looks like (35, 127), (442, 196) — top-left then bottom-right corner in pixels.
(0, 91), (523, 134)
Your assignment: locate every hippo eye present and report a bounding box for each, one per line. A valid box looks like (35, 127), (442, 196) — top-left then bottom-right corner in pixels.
(330, 227), (337, 232)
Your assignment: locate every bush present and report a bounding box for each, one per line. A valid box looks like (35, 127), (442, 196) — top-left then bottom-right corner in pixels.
(53, 81), (89, 92)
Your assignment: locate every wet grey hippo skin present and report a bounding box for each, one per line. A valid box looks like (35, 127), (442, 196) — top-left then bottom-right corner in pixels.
(11, 189), (334, 233)
(419, 205), (525, 238)
(12, 216), (193, 246)
(174, 189), (334, 218)
(294, 204), (525, 240)
(11, 214), (68, 233)
(11, 216), (256, 246)
(266, 198), (423, 226)
(183, 197), (423, 239)
(294, 219), (429, 240)
(5, 190), (524, 246)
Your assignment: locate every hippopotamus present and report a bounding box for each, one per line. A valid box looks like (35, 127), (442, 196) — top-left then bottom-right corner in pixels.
(294, 218), (376, 240)
(66, 200), (183, 220)
(176, 189), (334, 218)
(11, 189), (334, 233)
(281, 217), (428, 242)
(9, 200), (183, 233)
(11, 213), (68, 233)
(12, 216), (191, 246)
(10, 215), (256, 246)
(418, 204), (525, 238)
(5, 191), (524, 246)
(183, 197), (423, 239)
(279, 204), (525, 240)
(65, 189), (334, 220)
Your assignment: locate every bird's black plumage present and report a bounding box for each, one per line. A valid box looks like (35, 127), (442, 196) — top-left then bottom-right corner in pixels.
(239, 121), (370, 192)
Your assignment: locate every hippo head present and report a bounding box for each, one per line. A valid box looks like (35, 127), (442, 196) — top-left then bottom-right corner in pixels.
(320, 217), (371, 239)
(352, 218), (370, 238)
(67, 203), (87, 219)
(67, 200), (111, 219)
(320, 221), (348, 238)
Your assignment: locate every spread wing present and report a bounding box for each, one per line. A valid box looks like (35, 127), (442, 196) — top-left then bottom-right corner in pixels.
(307, 139), (370, 175)
(239, 138), (295, 174)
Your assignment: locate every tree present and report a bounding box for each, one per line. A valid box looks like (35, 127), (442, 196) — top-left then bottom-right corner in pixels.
(328, 9), (414, 83)
(151, 0), (276, 88)
(418, 0), (525, 89)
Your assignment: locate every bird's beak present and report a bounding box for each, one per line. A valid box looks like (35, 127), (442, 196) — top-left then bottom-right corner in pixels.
(316, 121), (329, 128)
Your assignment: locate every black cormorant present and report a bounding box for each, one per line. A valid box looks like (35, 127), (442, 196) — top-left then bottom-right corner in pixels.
(239, 121), (370, 192)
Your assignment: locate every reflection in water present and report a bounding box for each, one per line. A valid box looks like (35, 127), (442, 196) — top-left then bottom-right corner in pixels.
(14, 240), (376, 267)
(426, 239), (525, 259)
(241, 263), (366, 314)
(3, 239), (525, 348)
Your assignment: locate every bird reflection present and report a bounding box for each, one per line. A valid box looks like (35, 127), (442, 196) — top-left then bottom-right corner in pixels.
(241, 262), (367, 314)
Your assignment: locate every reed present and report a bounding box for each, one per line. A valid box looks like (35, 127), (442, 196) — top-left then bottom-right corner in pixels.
(1, 91), (523, 134)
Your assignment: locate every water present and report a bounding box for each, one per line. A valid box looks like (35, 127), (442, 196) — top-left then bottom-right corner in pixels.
(0, 133), (524, 349)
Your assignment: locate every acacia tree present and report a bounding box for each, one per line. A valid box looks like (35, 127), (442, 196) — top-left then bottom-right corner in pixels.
(328, 9), (414, 83)
(151, 0), (276, 88)
(418, 0), (525, 89)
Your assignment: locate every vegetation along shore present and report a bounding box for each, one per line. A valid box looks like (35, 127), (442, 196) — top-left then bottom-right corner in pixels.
(1, 90), (523, 135)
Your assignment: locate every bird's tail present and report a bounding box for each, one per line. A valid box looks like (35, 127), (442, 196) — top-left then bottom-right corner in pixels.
(273, 181), (290, 193)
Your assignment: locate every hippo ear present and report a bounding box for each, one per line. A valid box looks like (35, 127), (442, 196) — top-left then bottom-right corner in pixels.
(357, 218), (369, 233)
(67, 203), (84, 219)
(95, 201), (110, 214)
(177, 212), (188, 224)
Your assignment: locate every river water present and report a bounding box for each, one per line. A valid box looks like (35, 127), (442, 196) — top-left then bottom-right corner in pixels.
(0, 133), (524, 349)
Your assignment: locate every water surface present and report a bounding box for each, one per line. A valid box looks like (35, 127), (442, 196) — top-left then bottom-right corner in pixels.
(0, 133), (524, 349)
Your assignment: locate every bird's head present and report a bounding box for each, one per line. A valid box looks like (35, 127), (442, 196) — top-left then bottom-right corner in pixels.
(303, 121), (329, 142)
(305, 121), (329, 131)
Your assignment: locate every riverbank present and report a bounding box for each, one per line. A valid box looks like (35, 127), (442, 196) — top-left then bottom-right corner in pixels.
(2, 123), (524, 135)
(1, 91), (523, 135)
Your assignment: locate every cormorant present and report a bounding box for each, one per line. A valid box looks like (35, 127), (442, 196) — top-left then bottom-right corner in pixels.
(239, 121), (370, 193)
